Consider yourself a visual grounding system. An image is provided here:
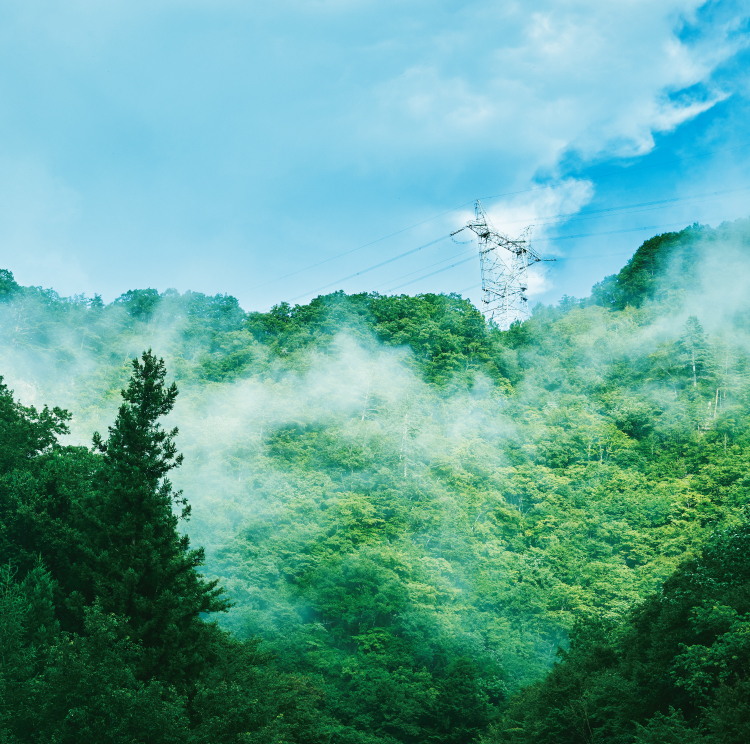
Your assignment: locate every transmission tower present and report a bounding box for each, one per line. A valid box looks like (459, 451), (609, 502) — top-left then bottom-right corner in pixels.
(452, 200), (552, 329)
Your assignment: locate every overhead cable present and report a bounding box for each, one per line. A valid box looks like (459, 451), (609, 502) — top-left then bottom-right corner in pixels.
(248, 141), (750, 295)
(269, 216), (706, 308)
(388, 256), (477, 292)
(285, 234), (452, 304)
(503, 185), (750, 227)
(374, 247), (476, 291)
(534, 219), (705, 243)
(248, 206), (474, 292)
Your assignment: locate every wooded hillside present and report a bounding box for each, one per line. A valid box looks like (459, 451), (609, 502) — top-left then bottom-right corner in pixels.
(1, 217), (749, 743)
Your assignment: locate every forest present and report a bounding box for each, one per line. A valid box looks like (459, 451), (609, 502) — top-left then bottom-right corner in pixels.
(1, 216), (749, 743)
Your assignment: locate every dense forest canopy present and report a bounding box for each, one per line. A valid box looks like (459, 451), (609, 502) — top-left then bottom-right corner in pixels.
(1, 216), (749, 742)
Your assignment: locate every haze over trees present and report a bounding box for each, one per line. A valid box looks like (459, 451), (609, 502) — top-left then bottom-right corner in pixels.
(1, 217), (749, 742)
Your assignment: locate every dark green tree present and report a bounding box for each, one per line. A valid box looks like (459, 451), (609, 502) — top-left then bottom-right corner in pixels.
(0, 375), (82, 589)
(0, 377), (70, 476)
(87, 350), (228, 686)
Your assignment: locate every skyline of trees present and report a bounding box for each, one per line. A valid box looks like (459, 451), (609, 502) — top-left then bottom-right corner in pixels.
(1, 217), (749, 742)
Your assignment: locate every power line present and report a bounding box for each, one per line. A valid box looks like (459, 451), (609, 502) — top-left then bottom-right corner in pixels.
(525, 198), (718, 229)
(376, 155), (749, 298)
(265, 216), (699, 309)
(553, 251), (633, 261)
(377, 219), (703, 296)
(248, 141), (750, 297)
(286, 234), (452, 304)
(374, 246), (476, 292)
(504, 185), (750, 227)
(535, 219), (699, 243)
(248, 203), (475, 293)
(247, 186), (550, 295)
(456, 283), (481, 294)
(388, 256), (477, 292)
(388, 196), (739, 303)
(268, 189), (730, 307)
(385, 247), (635, 296)
(248, 185), (568, 293)
(381, 220), (705, 295)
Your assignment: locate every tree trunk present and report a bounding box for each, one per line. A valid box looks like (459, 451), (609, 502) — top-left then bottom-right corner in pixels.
(692, 348), (697, 387)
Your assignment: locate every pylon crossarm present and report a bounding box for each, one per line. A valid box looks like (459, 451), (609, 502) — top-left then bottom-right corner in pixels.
(460, 199), (553, 329)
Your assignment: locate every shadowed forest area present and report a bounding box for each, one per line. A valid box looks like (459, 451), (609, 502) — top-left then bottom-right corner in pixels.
(1, 217), (750, 743)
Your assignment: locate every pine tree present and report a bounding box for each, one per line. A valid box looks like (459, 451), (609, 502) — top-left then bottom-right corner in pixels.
(87, 350), (228, 686)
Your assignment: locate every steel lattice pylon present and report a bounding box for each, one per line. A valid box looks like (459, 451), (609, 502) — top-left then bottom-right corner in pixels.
(452, 200), (551, 329)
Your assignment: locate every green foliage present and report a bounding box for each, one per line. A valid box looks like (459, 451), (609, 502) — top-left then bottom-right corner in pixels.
(83, 351), (230, 685)
(589, 218), (750, 310)
(36, 604), (188, 744)
(0, 376), (70, 472)
(487, 524), (750, 744)
(0, 269), (20, 300)
(0, 354), (329, 743)
(1, 216), (750, 741)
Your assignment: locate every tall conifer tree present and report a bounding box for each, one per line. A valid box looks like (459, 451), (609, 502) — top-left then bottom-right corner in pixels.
(88, 350), (227, 685)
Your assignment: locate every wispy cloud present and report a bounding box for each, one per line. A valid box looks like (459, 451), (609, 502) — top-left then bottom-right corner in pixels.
(0, 1), (747, 305)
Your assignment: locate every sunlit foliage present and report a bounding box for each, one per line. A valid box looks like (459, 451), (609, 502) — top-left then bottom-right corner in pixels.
(1, 218), (750, 742)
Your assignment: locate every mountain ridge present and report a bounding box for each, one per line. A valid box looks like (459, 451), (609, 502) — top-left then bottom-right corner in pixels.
(1, 216), (749, 742)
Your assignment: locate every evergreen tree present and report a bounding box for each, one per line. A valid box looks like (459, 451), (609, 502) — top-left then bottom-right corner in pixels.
(86, 350), (228, 686)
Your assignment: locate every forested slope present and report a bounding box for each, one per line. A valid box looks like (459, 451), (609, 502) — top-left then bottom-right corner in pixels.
(1, 216), (749, 742)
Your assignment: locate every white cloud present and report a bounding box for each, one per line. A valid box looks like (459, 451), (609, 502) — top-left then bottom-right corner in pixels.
(0, 0), (747, 305)
(485, 180), (595, 239)
(358, 0), (748, 172)
(349, 0), (750, 303)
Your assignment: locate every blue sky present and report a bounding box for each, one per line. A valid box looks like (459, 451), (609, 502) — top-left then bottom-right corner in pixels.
(1, 0), (749, 311)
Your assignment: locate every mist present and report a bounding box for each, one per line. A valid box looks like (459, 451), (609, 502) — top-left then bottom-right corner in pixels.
(1, 217), (750, 703)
